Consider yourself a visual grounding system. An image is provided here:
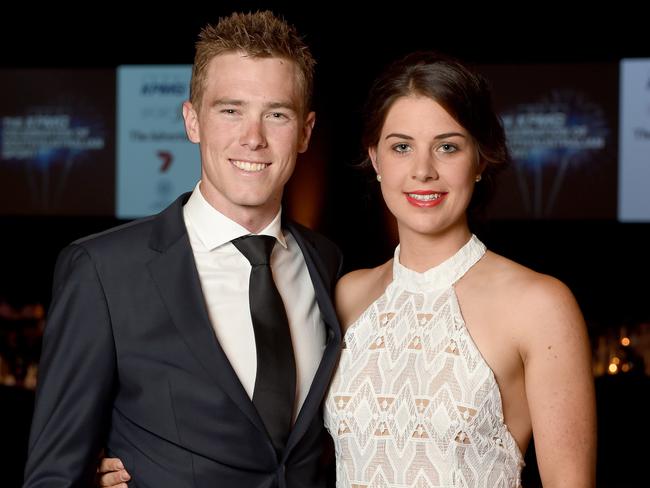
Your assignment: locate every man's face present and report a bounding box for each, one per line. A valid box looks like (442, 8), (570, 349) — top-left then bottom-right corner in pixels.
(183, 52), (315, 230)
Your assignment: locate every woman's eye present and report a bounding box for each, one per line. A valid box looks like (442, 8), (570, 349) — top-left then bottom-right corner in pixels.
(438, 143), (457, 153)
(393, 143), (411, 153)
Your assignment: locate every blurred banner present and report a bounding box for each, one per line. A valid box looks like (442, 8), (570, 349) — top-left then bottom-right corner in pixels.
(479, 63), (618, 220)
(618, 59), (650, 222)
(0, 69), (115, 215)
(116, 65), (200, 219)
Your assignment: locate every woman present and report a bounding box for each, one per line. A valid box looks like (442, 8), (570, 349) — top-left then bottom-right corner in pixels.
(98, 52), (596, 487)
(323, 52), (595, 487)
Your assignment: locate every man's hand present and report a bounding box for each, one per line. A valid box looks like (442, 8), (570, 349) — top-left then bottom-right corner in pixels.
(97, 457), (131, 487)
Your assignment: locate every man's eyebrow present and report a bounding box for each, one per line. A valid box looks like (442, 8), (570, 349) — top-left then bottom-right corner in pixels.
(266, 101), (298, 111)
(212, 98), (244, 107)
(210, 99), (297, 112)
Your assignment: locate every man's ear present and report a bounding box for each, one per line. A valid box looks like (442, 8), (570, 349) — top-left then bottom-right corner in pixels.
(182, 101), (200, 143)
(297, 111), (316, 153)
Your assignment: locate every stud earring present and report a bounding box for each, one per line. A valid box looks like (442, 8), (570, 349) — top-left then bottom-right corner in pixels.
(376, 174), (382, 182)
(475, 174), (482, 182)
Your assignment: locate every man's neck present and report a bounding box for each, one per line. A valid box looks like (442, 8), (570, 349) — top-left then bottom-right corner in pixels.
(198, 184), (281, 234)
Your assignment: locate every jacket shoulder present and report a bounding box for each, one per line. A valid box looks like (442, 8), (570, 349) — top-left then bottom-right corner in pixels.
(288, 221), (343, 273)
(70, 215), (156, 256)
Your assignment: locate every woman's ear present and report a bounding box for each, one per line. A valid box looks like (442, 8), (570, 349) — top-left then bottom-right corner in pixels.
(369, 146), (379, 174)
(477, 158), (488, 179)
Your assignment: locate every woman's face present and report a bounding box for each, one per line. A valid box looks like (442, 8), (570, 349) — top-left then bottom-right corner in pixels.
(370, 95), (482, 240)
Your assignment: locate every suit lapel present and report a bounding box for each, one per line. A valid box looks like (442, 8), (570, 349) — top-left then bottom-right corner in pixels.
(146, 194), (266, 435)
(284, 222), (341, 454)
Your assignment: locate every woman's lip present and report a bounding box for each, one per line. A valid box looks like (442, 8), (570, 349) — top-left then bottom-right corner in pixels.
(405, 192), (447, 207)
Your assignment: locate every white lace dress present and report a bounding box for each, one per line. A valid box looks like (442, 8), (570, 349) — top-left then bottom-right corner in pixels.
(324, 235), (524, 487)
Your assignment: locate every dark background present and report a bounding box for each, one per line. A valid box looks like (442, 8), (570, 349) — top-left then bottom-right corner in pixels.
(1, 3), (648, 487)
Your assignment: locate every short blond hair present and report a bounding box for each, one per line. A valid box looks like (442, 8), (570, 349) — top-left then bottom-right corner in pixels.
(190, 10), (315, 113)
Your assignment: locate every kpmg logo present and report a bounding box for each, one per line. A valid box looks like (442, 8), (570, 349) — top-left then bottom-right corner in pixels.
(141, 75), (186, 96)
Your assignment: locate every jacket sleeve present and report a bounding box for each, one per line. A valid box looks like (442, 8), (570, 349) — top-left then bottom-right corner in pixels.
(23, 244), (116, 487)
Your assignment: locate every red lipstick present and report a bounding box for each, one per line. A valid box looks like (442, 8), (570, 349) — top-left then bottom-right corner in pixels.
(404, 191), (447, 208)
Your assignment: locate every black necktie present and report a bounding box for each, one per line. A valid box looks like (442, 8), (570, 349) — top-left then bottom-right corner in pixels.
(232, 235), (296, 453)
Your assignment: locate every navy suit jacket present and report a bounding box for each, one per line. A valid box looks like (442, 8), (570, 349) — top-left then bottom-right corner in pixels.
(24, 193), (342, 488)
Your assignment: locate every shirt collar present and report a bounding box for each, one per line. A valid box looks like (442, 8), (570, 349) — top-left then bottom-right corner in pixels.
(184, 182), (287, 251)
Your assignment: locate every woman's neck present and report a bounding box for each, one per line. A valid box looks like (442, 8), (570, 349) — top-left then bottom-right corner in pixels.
(396, 225), (472, 273)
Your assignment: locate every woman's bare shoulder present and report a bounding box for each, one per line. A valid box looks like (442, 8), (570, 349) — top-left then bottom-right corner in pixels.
(335, 261), (393, 332)
(477, 251), (585, 350)
(480, 251), (577, 305)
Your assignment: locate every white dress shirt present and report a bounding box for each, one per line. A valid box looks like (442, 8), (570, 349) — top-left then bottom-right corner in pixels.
(183, 183), (325, 419)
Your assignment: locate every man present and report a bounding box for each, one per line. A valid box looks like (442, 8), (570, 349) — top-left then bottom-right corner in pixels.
(24, 11), (341, 488)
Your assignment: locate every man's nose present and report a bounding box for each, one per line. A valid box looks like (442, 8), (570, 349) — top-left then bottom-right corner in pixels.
(239, 118), (267, 150)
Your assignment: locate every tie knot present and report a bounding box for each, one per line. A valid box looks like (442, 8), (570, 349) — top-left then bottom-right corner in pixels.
(232, 235), (276, 266)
